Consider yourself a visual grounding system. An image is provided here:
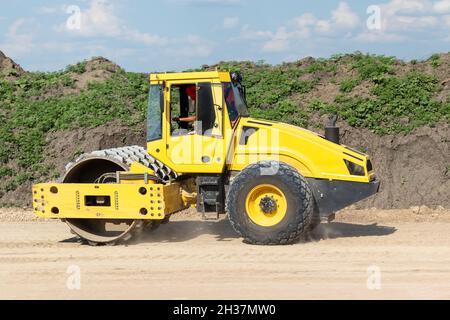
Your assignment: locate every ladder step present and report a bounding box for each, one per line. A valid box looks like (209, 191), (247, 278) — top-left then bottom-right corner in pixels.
(202, 212), (220, 220)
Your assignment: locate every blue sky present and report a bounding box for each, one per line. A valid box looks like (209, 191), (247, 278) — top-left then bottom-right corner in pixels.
(1, 0), (449, 72)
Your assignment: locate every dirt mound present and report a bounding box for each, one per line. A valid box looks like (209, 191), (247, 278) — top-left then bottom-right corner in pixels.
(43, 121), (146, 176)
(33, 57), (126, 99)
(339, 122), (450, 209)
(0, 121), (146, 207)
(70, 57), (123, 91)
(0, 50), (25, 78)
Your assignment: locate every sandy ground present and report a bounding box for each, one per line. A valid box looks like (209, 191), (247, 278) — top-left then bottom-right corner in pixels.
(0, 208), (450, 300)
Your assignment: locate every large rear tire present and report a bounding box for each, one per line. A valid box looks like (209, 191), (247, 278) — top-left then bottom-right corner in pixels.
(226, 161), (313, 245)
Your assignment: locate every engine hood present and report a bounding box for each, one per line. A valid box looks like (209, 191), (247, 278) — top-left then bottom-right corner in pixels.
(229, 117), (374, 183)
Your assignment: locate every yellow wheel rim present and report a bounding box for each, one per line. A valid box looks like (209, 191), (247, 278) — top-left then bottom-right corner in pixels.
(245, 184), (287, 227)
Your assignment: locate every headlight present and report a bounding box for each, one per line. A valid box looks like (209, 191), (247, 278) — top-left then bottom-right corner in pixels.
(344, 159), (365, 176)
(367, 160), (373, 172)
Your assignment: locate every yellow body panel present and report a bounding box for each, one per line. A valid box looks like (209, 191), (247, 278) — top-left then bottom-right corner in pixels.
(32, 182), (187, 220)
(228, 118), (373, 183)
(147, 71), (374, 183)
(129, 162), (157, 175)
(150, 71), (231, 83)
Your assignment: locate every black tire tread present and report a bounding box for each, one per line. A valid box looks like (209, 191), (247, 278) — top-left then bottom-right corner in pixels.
(226, 161), (313, 245)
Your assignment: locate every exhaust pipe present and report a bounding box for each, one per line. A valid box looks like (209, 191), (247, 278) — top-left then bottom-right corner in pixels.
(325, 114), (340, 144)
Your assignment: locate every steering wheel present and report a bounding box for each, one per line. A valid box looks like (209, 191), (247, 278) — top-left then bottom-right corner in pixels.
(172, 116), (183, 127)
(173, 116), (194, 131)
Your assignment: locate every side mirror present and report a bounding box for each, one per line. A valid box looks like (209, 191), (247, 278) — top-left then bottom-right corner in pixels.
(231, 72), (243, 83)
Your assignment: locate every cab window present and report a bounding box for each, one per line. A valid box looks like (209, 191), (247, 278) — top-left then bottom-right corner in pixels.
(170, 84), (196, 136)
(169, 83), (217, 137)
(223, 82), (239, 124)
(223, 82), (249, 126)
(147, 84), (163, 142)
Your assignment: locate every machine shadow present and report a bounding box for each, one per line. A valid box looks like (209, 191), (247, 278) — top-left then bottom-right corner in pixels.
(305, 222), (397, 242)
(133, 220), (397, 244)
(60, 220), (397, 245)
(135, 219), (240, 243)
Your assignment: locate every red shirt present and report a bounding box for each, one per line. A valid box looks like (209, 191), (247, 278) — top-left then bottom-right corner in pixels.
(186, 86), (196, 101)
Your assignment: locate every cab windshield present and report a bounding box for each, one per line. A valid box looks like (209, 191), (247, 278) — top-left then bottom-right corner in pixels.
(223, 82), (249, 124)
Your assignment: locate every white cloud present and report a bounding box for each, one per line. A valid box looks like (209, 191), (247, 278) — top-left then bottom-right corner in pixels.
(0, 18), (35, 57)
(331, 1), (360, 29)
(380, 1), (434, 31)
(433, 0), (450, 13)
(294, 13), (316, 29)
(223, 17), (239, 29)
(126, 30), (168, 46)
(355, 0), (450, 42)
(71, 0), (121, 37)
(38, 6), (61, 14)
(262, 27), (290, 52)
(60, 0), (167, 46)
(164, 34), (214, 58)
(181, 35), (214, 57)
(167, 0), (241, 6)
(315, 20), (332, 34)
(444, 14), (450, 25)
(234, 25), (273, 41)
(354, 30), (407, 43)
(382, 0), (450, 15)
(384, 0), (433, 15)
(393, 15), (439, 30)
(258, 1), (360, 52)
(290, 1), (361, 40)
(228, 0), (450, 50)
(2, 0), (216, 70)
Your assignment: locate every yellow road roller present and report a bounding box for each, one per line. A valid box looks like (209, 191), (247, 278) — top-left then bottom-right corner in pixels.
(32, 71), (380, 245)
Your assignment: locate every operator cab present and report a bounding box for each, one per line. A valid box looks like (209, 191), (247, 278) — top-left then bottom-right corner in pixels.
(146, 71), (249, 173)
(168, 79), (248, 136)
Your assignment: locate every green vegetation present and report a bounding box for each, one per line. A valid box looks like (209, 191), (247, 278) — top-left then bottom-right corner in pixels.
(429, 54), (442, 69)
(352, 53), (396, 80)
(1, 52), (449, 201)
(251, 99), (309, 128)
(340, 78), (361, 93)
(216, 53), (449, 134)
(310, 54), (449, 134)
(305, 58), (338, 74)
(311, 72), (449, 134)
(216, 61), (317, 126)
(66, 61), (87, 74)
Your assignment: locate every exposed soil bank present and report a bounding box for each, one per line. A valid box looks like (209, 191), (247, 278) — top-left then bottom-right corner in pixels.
(2, 121), (449, 209)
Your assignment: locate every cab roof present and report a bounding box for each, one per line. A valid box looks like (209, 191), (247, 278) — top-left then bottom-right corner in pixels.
(150, 71), (231, 83)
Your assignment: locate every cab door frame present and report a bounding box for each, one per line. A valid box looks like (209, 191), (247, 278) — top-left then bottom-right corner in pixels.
(159, 80), (229, 174)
